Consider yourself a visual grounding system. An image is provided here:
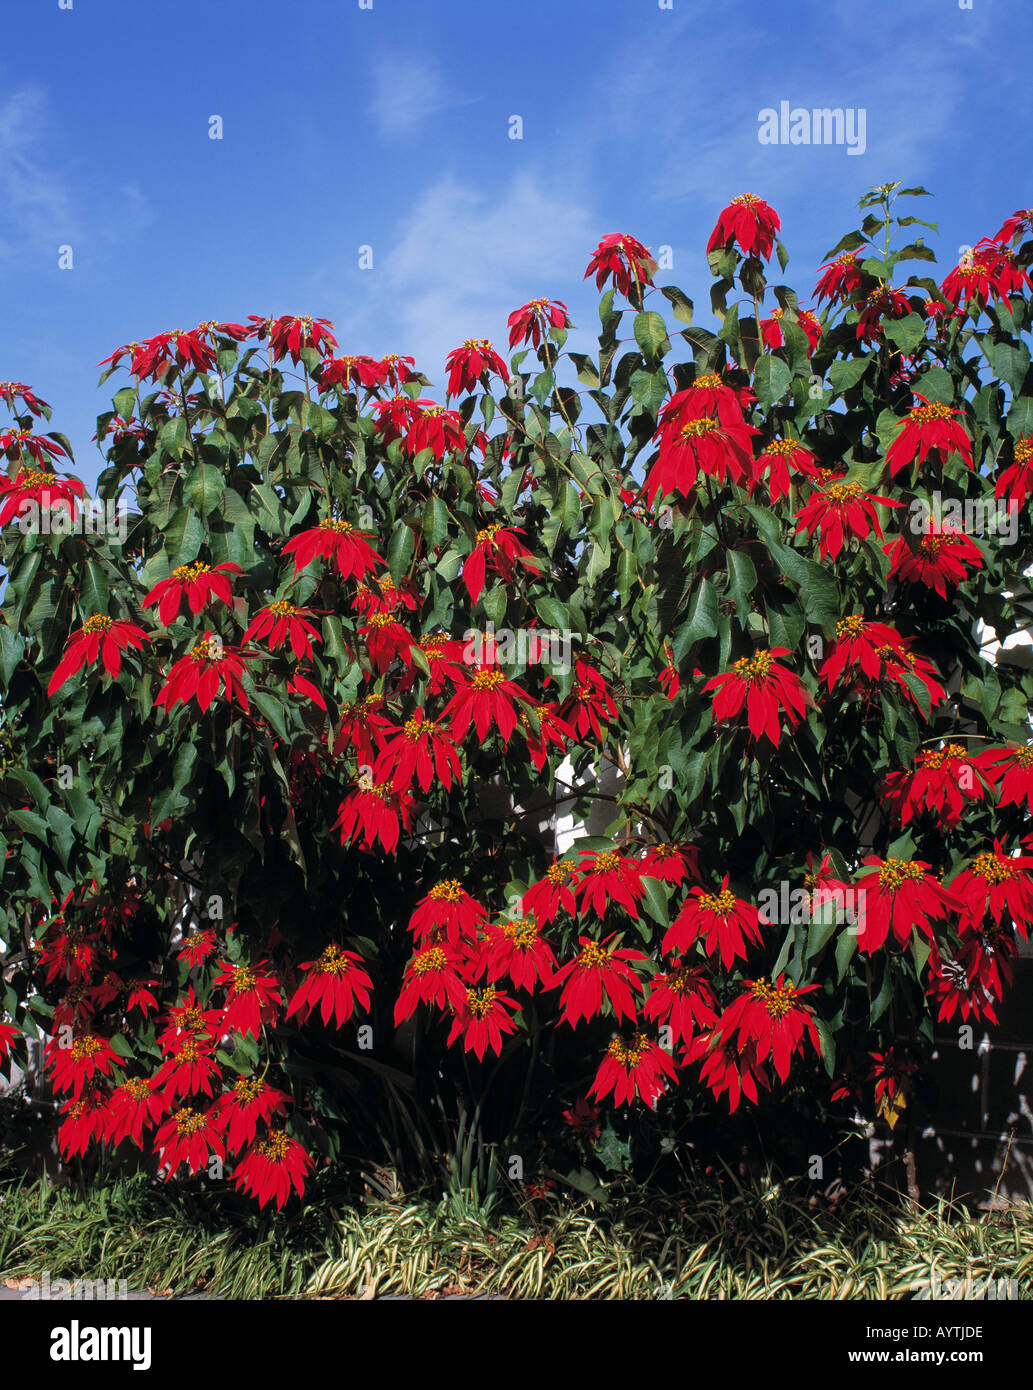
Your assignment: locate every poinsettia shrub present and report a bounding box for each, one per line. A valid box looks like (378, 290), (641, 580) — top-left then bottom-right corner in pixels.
(2, 183), (1033, 1208)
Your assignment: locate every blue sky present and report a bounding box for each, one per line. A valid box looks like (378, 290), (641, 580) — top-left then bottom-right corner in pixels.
(2, 0), (1029, 482)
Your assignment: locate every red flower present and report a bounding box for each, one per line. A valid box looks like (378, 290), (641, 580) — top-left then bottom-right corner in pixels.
(995, 435), (1033, 506)
(881, 743), (986, 830)
(656, 372), (751, 431)
(926, 947), (1002, 1027)
(463, 524), (541, 602)
(707, 193), (780, 261)
(48, 615), (148, 695)
(405, 632), (468, 696)
(154, 634), (256, 714)
(977, 744), (1033, 812)
(562, 1097), (602, 1142)
(589, 1032), (678, 1107)
(718, 977), (820, 1082)
(45, 1032), (120, 1098)
(332, 694), (392, 764)
(334, 779), (415, 854)
(584, 234), (658, 298)
(233, 1131), (312, 1210)
(358, 614), (415, 673)
(685, 1030), (768, 1113)
(213, 1075), (290, 1152)
(643, 961), (717, 1046)
(884, 524), (984, 597)
(508, 298), (571, 349)
(940, 241), (1031, 311)
(175, 930), (219, 968)
(855, 286), (912, 344)
(0, 466), (82, 526)
(375, 710), (461, 793)
(644, 415), (758, 502)
(0, 428), (68, 464)
(760, 307), (821, 354)
(248, 314), (337, 363)
(522, 859), (577, 926)
(441, 665), (530, 745)
(813, 250), (869, 305)
(57, 1093), (109, 1159)
(951, 844), (1033, 937)
(751, 438), (821, 504)
(242, 601), (322, 661)
(794, 481), (901, 560)
(886, 396), (973, 477)
(640, 842), (700, 886)
(704, 647), (809, 747)
(131, 1091), (207, 1171)
(445, 338), (509, 398)
(569, 848), (645, 919)
(408, 880), (487, 949)
(153, 1035), (221, 1100)
(211, 959), (283, 1038)
(0, 379), (50, 417)
(818, 616), (906, 689)
(520, 701), (575, 771)
(480, 916), (557, 992)
(394, 945), (467, 1023)
(403, 403), (475, 461)
(662, 876), (762, 969)
(0, 1020), (21, 1063)
(104, 1077), (167, 1148)
(143, 560), (242, 625)
(994, 208), (1033, 245)
(283, 519), (384, 581)
(554, 934), (646, 1027)
(447, 985), (520, 1060)
(157, 987), (224, 1052)
(851, 857), (959, 954)
(557, 656), (618, 741)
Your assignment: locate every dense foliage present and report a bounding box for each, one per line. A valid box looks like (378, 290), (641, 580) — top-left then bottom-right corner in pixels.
(2, 182), (1033, 1208)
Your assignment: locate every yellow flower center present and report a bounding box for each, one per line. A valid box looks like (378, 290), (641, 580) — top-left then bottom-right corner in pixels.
(314, 945), (352, 977)
(825, 483), (863, 503)
(607, 1033), (648, 1067)
(172, 562), (210, 580)
(472, 670), (505, 690)
(466, 987), (497, 1018)
(732, 650), (775, 682)
(909, 402), (954, 425)
(70, 1035), (103, 1061)
(877, 858), (926, 891)
(679, 417), (720, 439)
(700, 889), (738, 916)
(835, 616), (867, 638)
(971, 852), (1018, 885)
(82, 614), (113, 634)
(412, 948), (448, 976)
(429, 880), (464, 902)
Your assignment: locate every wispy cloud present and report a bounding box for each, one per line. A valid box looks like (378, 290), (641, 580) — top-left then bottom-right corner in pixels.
(368, 56), (469, 140)
(320, 170), (598, 386)
(0, 84), (78, 261)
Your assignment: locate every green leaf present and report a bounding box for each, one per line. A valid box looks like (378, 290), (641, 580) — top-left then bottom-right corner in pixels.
(184, 463), (226, 514)
(672, 578), (719, 663)
(633, 311), (670, 358)
(752, 355), (791, 408)
(660, 286), (693, 325)
(882, 313), (925, 353)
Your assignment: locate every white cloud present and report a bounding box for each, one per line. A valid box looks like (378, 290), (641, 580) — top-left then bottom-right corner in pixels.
(321, 171), (599, 387)
(369, 56), (465, 140)
(0, 85), (78, 261)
